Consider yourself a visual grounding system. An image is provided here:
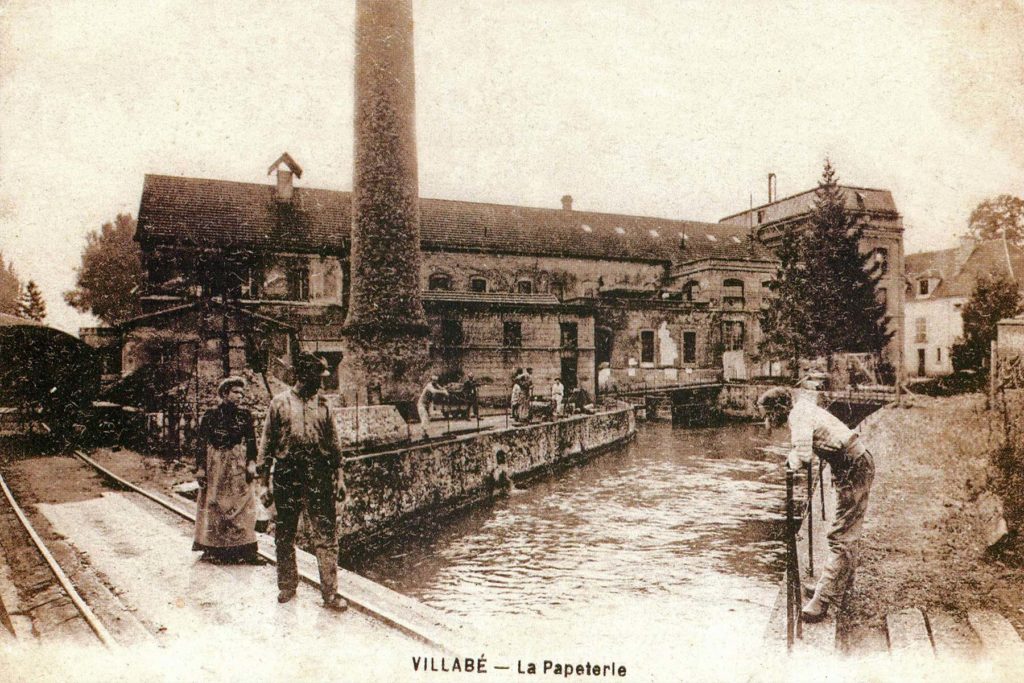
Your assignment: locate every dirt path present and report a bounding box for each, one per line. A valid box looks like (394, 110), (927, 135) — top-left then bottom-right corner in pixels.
(844, 394), (1024, 648)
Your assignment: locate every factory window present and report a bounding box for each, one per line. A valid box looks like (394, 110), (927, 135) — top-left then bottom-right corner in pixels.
(682, 280), (700, 302)
(936, 347), (942, 362)
(683, 331), (697, 364)
(560, 322), (578, 349)
(441, 319), (463, 348)
(723, 279), (744, 310)
(286, 266), (310, 300)
(756, 210), (766, 224)
(503, 321), (522, 348)
(428, 273), (452, 291)
(640, 330), (655, 364)
(516, 279), (533, 294)
(915, 317), (927, 343)
(918, 279), (930, 296)
(721, 321), (745, 351)
(469, 277), (487, 293)
(869, 248), (889, 276)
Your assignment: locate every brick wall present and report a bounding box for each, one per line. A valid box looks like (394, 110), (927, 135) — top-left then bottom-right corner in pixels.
(422, 250), (665, 299)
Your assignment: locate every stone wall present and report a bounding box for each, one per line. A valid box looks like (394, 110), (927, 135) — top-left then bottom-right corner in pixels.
(425, 307), (595, 401)
(339, 404), (636, 552)
(422, 250), (664, 299)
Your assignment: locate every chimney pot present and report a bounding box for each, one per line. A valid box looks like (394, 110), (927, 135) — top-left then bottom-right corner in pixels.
(561, 194), (573, 211)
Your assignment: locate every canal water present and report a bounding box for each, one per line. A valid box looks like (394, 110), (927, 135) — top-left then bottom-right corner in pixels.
(356, 421), (790, 673)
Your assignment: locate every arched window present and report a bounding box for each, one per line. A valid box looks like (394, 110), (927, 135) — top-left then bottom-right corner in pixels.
(723, 279), (744, 310)
(469, 277), (487, 293)
(428, 273), (452, 291)
(516, 279), (533, 294)
(682, 280), (700, 302)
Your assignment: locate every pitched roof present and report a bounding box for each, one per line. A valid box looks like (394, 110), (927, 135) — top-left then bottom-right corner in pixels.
(719, 186), (898, 226)
(932, 239), (1024, 298)
(905, 247), (959, 280)
(137, 174), (776, 263)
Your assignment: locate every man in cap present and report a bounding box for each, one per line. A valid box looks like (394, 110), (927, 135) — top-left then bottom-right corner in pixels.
(758, 382), (875, 623)
(259, 352), (348, 611)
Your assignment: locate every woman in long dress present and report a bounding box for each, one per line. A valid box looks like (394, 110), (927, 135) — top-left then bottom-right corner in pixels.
(193, 376), (263, 564)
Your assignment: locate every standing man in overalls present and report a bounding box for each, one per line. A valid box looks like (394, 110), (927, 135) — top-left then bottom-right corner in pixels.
(260, 353), (348, 611)
(758, 384), (876, 623)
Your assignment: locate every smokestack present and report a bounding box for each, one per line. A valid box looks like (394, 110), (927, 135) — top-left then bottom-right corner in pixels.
(340, 0), (429, 405)
(561, 195), (573, 212)
(768, 173), (777, 203)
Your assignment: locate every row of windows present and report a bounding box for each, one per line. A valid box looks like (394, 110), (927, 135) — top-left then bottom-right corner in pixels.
(437, 320), (579, 349)
(429, 274), (540, 294)
(638, 322), (745, 365)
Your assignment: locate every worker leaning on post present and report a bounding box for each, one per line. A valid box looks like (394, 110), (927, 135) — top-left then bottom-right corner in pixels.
(259, 352), (348, 611)
(757, 381), (876, 623)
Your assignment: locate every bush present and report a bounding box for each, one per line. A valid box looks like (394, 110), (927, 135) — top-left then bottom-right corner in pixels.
(907, 370), (986, 396)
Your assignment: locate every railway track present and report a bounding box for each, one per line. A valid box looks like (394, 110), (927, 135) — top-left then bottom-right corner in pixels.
(0, 466), (118, 648)
(0, 449), (472, 653)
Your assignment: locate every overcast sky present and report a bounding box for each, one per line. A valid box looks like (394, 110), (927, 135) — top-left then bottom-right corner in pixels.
(2, 0), (1023, 333)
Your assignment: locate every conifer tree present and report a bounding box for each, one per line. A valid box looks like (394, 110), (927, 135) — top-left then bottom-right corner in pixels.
(0, 252), (20, 316)
(19, 280), (47, 322)
(757, 160), (892, 374)
(802, 160), (891, 363)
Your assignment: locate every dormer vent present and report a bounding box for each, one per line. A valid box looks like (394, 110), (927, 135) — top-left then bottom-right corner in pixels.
(267, 152), (304, 202)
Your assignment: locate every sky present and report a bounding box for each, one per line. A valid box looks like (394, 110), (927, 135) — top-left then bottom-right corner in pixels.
(1, 0), (1023, 334)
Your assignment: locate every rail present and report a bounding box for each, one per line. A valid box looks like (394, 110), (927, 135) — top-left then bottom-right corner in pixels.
(70, 450), (460, 651)
(0, 469), (118, 648)
(784, 461), (821, 651)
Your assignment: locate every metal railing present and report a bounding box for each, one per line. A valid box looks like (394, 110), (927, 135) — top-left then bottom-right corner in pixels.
(785, 461), (822, 651)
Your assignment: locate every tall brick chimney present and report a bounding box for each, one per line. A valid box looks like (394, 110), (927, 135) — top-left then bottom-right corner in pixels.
(340, 0), (429, 405)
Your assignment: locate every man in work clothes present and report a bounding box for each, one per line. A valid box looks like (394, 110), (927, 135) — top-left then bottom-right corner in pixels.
(260, 353), (348, 611)
(417, 375), (448, 438)
(758, 385), (875, 623)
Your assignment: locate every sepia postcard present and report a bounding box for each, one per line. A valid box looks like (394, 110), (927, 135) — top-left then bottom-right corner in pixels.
(2, 1), (1024, 681)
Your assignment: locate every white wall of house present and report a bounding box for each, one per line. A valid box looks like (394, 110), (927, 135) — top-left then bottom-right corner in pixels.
(903, 295), (964, 377)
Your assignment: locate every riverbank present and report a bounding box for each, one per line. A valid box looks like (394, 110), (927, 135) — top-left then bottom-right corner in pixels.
(846, 394), (1024, 649)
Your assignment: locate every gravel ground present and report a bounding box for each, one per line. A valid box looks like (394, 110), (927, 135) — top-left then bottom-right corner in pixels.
(842, 394), (1024, 645)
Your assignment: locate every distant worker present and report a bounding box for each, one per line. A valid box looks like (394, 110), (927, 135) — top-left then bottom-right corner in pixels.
(758, 384), (875, 623)
(260, 353), (348, 611)
(462, 372), (480, 420)
(510, 376), (524, 424)
(550, 377), (564, 416)
(418, 375), (449, 437)
(193, 376), (263, 565)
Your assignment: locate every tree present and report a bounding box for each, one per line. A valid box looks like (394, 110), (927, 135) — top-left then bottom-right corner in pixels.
(64, 214), (145, 325)
(18, 280), (47, 322)
(967, 195), (1024, 246)
(801, 159), (892, 362)
(954, 273), (1022, 371)
(757, 160), (892, 373)
(0, 252), (20, 316)
(758, 224), (813, 377)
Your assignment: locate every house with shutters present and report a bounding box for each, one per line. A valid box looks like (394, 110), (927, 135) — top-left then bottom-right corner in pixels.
(904, 236), (1024, 378)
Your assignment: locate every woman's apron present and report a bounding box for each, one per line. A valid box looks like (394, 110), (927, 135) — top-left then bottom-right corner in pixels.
(194, 440), (258, 549)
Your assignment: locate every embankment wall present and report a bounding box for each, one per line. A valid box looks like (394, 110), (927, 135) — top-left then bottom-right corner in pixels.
(340, 405), (636, 552)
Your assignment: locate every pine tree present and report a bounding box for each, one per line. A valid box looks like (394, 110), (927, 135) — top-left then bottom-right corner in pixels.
(18, 280), (47, 322)
(758, 224), (813, 377)
(802, 160), (892, 362)
(0, 252), (20, 316)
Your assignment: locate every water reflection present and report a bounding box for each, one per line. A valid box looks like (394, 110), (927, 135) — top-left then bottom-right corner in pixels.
(355, 421), (789, 664)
